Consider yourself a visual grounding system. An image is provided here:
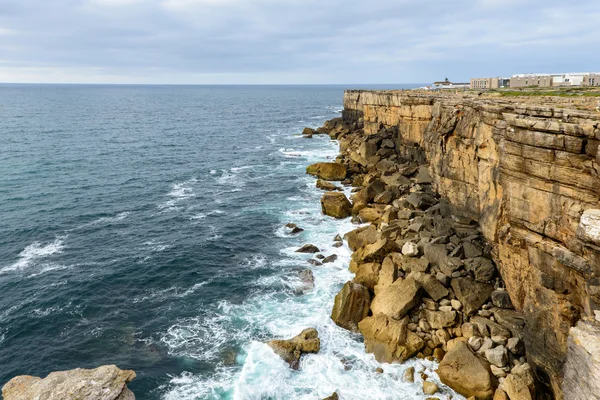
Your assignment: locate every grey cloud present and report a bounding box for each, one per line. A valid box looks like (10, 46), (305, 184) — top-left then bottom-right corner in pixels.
(0, 0), (599, 83)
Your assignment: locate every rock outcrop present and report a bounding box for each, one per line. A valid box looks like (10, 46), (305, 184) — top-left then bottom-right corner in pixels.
(306, 162), (347, 181)
(331, 281), (371, 332)
(321, 192), (352, 218)
(339, 90), (600, 399)
(267, 328), (321, 370)
(1, 365), (136, 400)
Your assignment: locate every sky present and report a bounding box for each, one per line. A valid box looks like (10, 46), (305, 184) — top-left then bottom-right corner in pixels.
(0, 0), (599, 84)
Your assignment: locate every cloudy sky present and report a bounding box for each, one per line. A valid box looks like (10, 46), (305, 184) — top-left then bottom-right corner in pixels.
(1, 0), (599, 84)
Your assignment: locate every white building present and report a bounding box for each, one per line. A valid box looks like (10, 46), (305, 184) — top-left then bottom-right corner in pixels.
(511, 72), (600, 87)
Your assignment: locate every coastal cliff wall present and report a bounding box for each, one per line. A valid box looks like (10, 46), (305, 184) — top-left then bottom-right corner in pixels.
(343, 90), (600, 398)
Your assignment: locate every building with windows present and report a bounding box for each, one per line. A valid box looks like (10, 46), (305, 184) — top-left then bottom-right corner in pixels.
(510, 74), (554, 88)
(432, 80), (470, 90)
(470, 77), (510, 89)
(583, 75), (600, 86)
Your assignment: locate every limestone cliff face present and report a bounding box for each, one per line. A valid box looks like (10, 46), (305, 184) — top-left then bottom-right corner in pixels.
(343, 90), (600, 398)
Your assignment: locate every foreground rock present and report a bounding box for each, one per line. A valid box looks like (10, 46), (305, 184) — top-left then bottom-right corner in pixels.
(331, 281), (370, 332)
(437, 341), (497, 399)
(296, 244), (320, 253)
(321, 192), (352, 219)
(2, 365), (136, 400)
(267, 328), (320, 369)
(359, 314), (425, 363)
(562, 321), (600, 400)
(306, 162), (347, 181)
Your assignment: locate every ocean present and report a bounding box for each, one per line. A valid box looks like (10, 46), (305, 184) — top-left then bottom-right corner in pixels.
(0, 84), (454, 399)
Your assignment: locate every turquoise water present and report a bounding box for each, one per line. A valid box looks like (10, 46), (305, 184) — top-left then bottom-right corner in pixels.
(0, 84), (456, 399)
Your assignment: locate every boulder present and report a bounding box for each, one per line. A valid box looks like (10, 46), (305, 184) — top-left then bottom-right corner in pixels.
(321, 192), (352, 219)
(464, 257), (496, 282)
(451, 278), (494, 315)
(2, 365), (136, 400)
(437, 341), (497, 399)
(402, 242), (420, 257)
(425, 309), (457, 329)
(485, 346), (508, 368)
(423, 381), (439, 395)
(316, 179), (342, 191)
(358, 207), (383, 223)
(322, 393), (339, 400)
(370, 277), (421, 319)
(491, 290), (513, 309)
(302, 127), (316, 136)
(306, 162), (347, 181)
(503, 363), (535, 400)
(354, 238), (400, 263)
(358, 314), (425, 363)
(322, 254), (337, 264)
(331, 282), (371, 332)
(423, 243), (448, 266)
(346, 224), (380, 251)
(267, 328), (320, 369)
(353, 262), (381, 290)
(412, 272), (449, 301)
(471, 317), (511, 339)
(296, 244), (320, 253)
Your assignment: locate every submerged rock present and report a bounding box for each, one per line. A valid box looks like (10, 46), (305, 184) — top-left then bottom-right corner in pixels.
(267, 328), (320, 370)
(2, 365), (136, 400)
(321, 192), (352, 219)
(306, 162), (347, 181)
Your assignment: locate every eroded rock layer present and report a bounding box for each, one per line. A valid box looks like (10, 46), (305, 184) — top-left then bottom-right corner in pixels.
(338, 90), (600, 399)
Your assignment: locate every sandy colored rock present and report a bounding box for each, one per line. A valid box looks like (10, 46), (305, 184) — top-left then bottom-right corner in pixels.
(423, 381), (439, 395)
(562, 321), (600, 400)
(306, 162), (347, 181)
(1, 365), (136, 400)
(267, 328), (320, 370)
(503, 363), (535, 400)
(370, 277), (421, 319)
(321, 192), (352, 219)
(345, 224), (380, 251)
(358, 314), (425, 363)
(331, 282), (371, 332)
(451, 278), (494, 316)
(316, 179), (342, 191)
(437, 341), (497, 400)
(425, 309), (457, 329)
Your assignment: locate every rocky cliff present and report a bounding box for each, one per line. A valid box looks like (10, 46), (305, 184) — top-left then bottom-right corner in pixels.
(342, 90), (600, 399)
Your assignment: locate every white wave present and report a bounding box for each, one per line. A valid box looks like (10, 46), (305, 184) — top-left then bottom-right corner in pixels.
(29, 302), (72, 318)
(133, 282), (208, 304)
(1, 237), (66, 274)
(238, 254), (268, 270)
(90, 211), (130, 226)
(215, 170), (246, 188)
(27, 263), (72, 278)
(158, 178), (197, 211)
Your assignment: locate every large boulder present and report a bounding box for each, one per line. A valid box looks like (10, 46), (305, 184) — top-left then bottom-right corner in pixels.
(267, 328), (320, 370)
(321, 192), (352, 219)
(331, 282), (371, 332)
(306, 162), (347, 181)
(503, 363), (536, 400)
(451, 277), (494, 315)
(370, 277), (421, 319)
(358, 314), (425, 363)
(2, 365), (136, 400)
(354, 238), (400, 263)
(346, 224), (380, 251)
(437, 341), (497, 399)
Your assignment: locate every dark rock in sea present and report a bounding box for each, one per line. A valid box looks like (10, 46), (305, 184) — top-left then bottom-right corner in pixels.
(302, 127), (316, 136)
(334, 234), (343, 242)
(267, 328), (320, 369)
(322, 254), (338, 264)
(296, 244), (320, 253)
(323, 392), (339, 400)
(307, 259), (322, 267)
(332, 242), (343, 248)
(285, 223), (304, 234)
(315, 254), (325, 259)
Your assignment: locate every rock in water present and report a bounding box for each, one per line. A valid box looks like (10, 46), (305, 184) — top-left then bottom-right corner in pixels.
(267, 328), (320, 370)
(296, 244), (320, 253)
(316, 179), (342, 191)
(321, 192), (352, 219)
(306, 162), (347, 181)
(2, 365), (136, 400)
(437, 341), (497, 399)
(331, 281), (371, 332)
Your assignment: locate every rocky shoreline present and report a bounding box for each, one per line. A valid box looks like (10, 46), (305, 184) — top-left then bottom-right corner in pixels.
(291, 115), (534, 400)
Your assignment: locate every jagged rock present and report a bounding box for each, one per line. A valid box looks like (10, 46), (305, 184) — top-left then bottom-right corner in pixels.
(374, 255), (398, 294)
(562, 321), (600, 400)
(491, 308), (525, 339)
(374, 190), (393, 204)
(469, 336), (483, 352)
(334, 234), (343, 242)
(471, 316), (511, 339)
(464, 257), (496, 282)
(299, 269), (315, 286)
(503, 363), (535, 400)
(370, 277), (421, 319)
(306, 162), (347, 181)
(493, 389), (509, 400)
(412, 272), (449, 301)
(403, 366), (415, 382)
(402, 242), (420, 257)
(491, 290), (513, 309)
(354, 238), (400, 263)
(331, 282), (371, 332)
(485, 346), (508, 368)
(1, 365), (136, 400)
(321, 192), (352, 219)
(451, 278), (494, 315)
(437, 341), (497, 400)
(576, 209), (600, 246)
(507, 337), (524, 355)
(358, 314), (425, 363)
(302, 127), (316, 136)
(463, 242), (483, 259)
(353, 262), (381, 290)
(308, 259), (322, 267)
(462, 322), (480, 339)
(296, 244), (320, 253)
(425, 309), (457, 329)
(322, 392), (339, 400)
(358, 207), (383, 223)
(423, 381), (439, 395)
(267, 328), (320, 369)
(322, 254), (338, 264)
(346, 224), (380, 251)
(316, 179), (342, 191)
(415, 166), (433, 184)
(423, 243), (448, 266)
